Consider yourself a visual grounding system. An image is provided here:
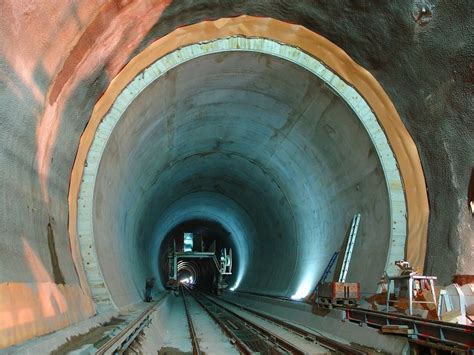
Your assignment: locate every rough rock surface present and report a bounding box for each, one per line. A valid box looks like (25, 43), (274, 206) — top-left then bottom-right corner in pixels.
(0, 0), (472, 347)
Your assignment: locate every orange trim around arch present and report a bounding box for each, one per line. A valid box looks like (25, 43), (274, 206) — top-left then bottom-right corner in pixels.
(68, 15), (429, 292)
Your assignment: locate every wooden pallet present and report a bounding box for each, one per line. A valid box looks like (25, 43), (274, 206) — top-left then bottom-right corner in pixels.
(381, 325), (414, 335)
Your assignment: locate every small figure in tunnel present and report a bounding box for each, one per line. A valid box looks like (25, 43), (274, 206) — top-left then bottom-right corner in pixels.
(145, 277), (155, 302)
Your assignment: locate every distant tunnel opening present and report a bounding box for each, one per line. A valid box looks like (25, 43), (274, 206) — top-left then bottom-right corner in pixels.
(158, 219), (237, 291)
(85, 46), (400, 309)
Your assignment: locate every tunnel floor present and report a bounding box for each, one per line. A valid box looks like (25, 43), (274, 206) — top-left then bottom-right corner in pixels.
(157, 291), (242, 354)
(46, 289), (405, 354)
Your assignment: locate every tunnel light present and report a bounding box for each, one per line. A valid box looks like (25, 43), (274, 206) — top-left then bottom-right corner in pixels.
(183, 233), (193, 252)
(229, 277), (242, 292)
(179, 276), (195, 285)
(290, 279), (313, 300)
(180, 277), (190, 284)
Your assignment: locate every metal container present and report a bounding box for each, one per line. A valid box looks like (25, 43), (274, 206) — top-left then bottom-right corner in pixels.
(317, 282), (360, 307)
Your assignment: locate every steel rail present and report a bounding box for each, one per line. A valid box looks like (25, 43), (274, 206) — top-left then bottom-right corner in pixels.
(341, 306), (473, 352)
(185, 287), (306, 354)
(96, 296), (165, 355)
(96, 306), (154, 355)
(182, 286), (254, 354)
(213, 294), (368, 355)
(181, 285), (202, 355)
(232, 290), (473, 352)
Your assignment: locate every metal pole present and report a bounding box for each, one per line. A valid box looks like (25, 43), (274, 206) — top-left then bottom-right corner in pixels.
(386, 280), (391, 311)
(408, 278), (413, 315)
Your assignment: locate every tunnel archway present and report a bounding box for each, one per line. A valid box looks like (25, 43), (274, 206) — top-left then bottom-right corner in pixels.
(3, 2), (473, 349)
(158, 218), (237, 291)
(70, 17), (428, 312)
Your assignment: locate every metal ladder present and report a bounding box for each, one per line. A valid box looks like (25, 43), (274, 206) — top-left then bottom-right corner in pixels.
(338, 213), (361, 283)
(314, 251), (339, 293)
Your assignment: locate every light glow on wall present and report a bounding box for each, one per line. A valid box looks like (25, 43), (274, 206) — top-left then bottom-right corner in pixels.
(290, 273), (316, 300)
(229, 278), (242, 291)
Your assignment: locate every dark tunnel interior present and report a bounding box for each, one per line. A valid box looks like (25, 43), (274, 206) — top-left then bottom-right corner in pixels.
(158, 219), (237, 290)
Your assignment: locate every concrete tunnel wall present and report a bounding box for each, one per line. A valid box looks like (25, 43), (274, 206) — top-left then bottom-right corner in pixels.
(93, 51), (391, 307)
(0, 0), (472, 349)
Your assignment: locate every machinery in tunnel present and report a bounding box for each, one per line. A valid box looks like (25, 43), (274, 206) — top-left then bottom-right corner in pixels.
(166, 230), (233, 294)
(158, 219), (237, 293)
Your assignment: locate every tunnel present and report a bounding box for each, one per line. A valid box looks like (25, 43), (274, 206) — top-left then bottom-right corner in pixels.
(158, 219), (237, 289)
(91, 49), (394, 307)
(1, 2), (472, 353)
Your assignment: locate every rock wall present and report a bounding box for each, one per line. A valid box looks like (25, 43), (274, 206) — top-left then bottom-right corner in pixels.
(0, 0), (471, 348)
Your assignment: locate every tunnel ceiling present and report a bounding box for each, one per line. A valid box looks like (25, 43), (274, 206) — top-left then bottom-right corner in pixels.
(92, 50), (393, 307)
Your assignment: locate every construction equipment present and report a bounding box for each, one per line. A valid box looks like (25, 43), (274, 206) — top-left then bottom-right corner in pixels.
(308, 252), (338, 302)
(168, 233), (232, 293)
(321, 252), (339, 285)
(316, 282), (360, 308)
(312, 214), (361, 307)
(438, 283), (474, 324)
(338, 213), (361, 283)
(384, 260), (438, 317)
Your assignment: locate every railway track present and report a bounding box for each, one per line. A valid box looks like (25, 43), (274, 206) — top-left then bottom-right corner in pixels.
(181, 286), (202, 355)
(230, 290), (473, 353)
(182, 286), (367, 354)
(182, 285), (304, 354)
(96, 301), (159, 355)
(96, 288), (370, 354)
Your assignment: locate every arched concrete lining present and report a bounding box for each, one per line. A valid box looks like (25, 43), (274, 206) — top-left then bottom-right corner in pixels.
(76, 37), (406, 311)
(93, 49), (391, 306)
(149, 192), (251, 291)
